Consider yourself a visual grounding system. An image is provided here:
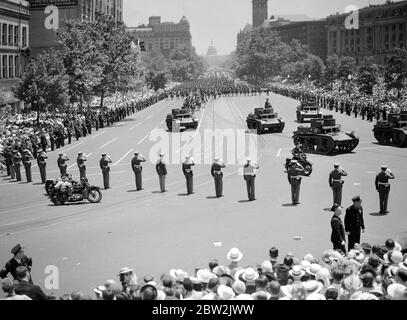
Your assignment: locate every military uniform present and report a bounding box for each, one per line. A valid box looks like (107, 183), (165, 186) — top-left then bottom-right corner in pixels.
(211, 159), (225, 198)
(100, 154), (112, 189)
(0, 244), (33, 284)
(22, 150), (34, 183)
(329, 164), (348, 206)
(37, 151), (48, 184)
(287, 161), (304, 205)
(243, 160), (259, 201)
(375, 166), (395, 214)
(331, 205), (346, 253)
(156, 154), (167, 193)
(345, 196), (365, 251)
(13, 151), (22, 182)
(131, 153), (146, 191)
(77, 153), (87, 180)
(182, 156), (195, 195)
(57, 154), (69, 175)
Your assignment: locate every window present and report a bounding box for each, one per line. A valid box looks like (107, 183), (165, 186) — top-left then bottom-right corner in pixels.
(14, 26), (18, 46)
(22, 27), (27, 47)
(9, 55), (13, 78)
(8, 25), (13, 45)
(14, 55), (19, 77)
(2, 55), (7, 78)
(2, 24), (7, 45)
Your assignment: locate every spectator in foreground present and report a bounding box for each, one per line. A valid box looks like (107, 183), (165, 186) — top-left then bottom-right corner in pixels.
(1, 278), (31, 300)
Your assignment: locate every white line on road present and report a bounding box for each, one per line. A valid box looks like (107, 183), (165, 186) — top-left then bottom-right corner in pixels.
(137, 134), (149, 145)
(98, 138), (118, 150)
(62, 141), (84, 153)
(67, 153), (93, 170)
(177, 108), (206, 153)
(130, 123), (142, 131)
(159, 119), (166, 126)
(277, 148), (282, 157)
(92, 131), (106, 138)
(113, 149), (134, 166)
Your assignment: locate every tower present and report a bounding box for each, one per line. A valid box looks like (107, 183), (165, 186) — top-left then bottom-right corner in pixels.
(252, 0), (268, 28)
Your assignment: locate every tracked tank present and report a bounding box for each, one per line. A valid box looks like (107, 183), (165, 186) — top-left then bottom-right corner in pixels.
(293, 115), (359, 155)
(246, 107), (285, 134)
(166, 108), (198, 131)
(296, 100), (323, 123)
(373, 111), (407, 147)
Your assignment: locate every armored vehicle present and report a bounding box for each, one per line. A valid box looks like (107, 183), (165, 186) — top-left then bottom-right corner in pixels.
(297, 100), (323, 123)
(246, 107), (285, 134)
(166, 108), (198, 131)
(373, 111), (407, 147)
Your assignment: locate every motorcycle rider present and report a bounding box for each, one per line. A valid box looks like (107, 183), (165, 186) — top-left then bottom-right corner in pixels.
(292, 143), (304, 161)
(54, 174), (72, 199)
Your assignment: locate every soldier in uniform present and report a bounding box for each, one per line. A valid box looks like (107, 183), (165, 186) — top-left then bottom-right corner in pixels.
(22, 149), (34, 183)
(182, 155), (195, 195)
(100, 154), (112, 190)
(211, 158), (225, 198)
(345, 196), (365, 251)
(0, 244), (33, 284)
(156, 153), (167, 193)
(330, 204), (346, 254)
(287, 160), (304, 205)
(57, 153), (69, 176)
(329, 164), (348, 206)
(12, 150), (22, 182)
(265, 98), (272, 109)
(375, 165), (395, 215)
(243, 159), (259, 201)
(131, 152), (146, 191)
(77, 152), (87, 180)
(37, 151), (48, 184)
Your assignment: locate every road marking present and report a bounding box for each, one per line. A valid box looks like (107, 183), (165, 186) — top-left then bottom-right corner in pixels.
(67, 153), (93, 170)
(92, 131), (106, 138)
(277, 148), (282, 157)
(98, 138), (118, 150)
(62, 141), (84, 153)
(177, 108), (207, 153)
(130, 123), (142, 131)
(114, 149), (134, 166)
(159, 119), (166, 126)
(353, 183), (361, 186)
(137, 134), (149, 145)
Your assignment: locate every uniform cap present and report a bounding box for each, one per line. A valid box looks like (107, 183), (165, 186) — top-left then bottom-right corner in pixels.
(11, 244), (23, 255)
(381, 165), (388, 170)
(291, 160), (298, 164)
(352, 195), (361, 202)
(101, 153), (107, 156)
(334, 163), (340, 168)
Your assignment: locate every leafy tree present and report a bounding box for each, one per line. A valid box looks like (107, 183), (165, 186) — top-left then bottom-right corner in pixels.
(337, 55), (357, 82)
(146, 71), (168, 91)
(384, 48), (407, 97)
(356, 57), (379, 95)
(324, 54), (341, 86)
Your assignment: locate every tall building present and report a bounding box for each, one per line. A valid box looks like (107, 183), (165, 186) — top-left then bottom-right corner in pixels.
(128, 16), (192, 57)
(0, 0), (30, 112)
(28, 0), (123, 56)
(327, 0), (407, 64)
(252, 0), (268, 29)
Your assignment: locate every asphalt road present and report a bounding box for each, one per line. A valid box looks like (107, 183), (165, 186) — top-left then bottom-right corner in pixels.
(0, 93), (406, 297)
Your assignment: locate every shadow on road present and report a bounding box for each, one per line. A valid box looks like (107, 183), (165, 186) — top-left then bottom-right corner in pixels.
(47, 202), (92, 207)
(282, 203), (297, 207)
(206, 196), (219, 200)
(323, 208), (332, 212)
(178, 193), (190, 197)
(369, 212), (387, 217)
(238, 200), (251, 203)
(120, 118), (137, 122)
(33, 183), (44, 186)
(127, 190), (141, 193)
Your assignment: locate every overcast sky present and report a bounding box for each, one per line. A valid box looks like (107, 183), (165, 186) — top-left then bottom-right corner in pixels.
(124, 0), (392, 55)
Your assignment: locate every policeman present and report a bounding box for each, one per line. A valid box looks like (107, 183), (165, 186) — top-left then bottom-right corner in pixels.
(0, 244), (33, 284)
(345, 196), (365, 251)
(100, 153), (112, 190)
(131, 152), (146, 191)
(37, 151), (48, 184)
(182, 155), (195, 195)
(287, 160), (305, 205)
(375, 165), (395, 215)
(22, 149), (34, 183)
(77, 152), (87, 180)
(12, 150), (22, 182)
(156, 153), (167, 193)
(211, 158), (225, 198)
(292, 143), (303, 161)
(243, 159), (259, 201)
(57, 153), (69, 176)
(329, 164), (348, 206)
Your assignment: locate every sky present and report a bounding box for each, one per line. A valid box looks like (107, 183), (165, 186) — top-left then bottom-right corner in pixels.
(124, 0), (394, 56)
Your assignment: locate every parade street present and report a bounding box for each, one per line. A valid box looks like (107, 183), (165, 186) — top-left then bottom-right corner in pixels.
(0, 93), (406, 296)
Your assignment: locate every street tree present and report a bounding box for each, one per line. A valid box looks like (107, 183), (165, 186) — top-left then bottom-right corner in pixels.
(356, 57), (380, 95)
(385, 48), (407, 97)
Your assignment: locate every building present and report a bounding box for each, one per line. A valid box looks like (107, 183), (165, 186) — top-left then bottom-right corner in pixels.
(204, 42), (230, 68)
(127, 16), (192, 57)
(0, 0), (30, 112)
(327, 0), (407, 64)
(253, 0), (268, 29)
(271, 20), (328, 60)
(28, 0), (123, 56)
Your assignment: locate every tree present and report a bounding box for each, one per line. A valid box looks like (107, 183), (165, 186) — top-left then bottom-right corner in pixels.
(385, 48), (407, 97)
(146, 71), (168, 91)
(337, 55), (357, 82)
(356, 57), (379, 95)
(324, 54), (341, 86)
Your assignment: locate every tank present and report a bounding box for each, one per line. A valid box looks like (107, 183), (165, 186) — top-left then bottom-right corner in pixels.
(373, 111), (407, 147)
(293, 115), (359, 155)
(296, 100), (323, 123)
(166, 108), (198, 131)
(246, 107), (285, 134)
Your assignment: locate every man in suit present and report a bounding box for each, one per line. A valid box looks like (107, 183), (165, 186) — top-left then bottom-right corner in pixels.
(14, 267), (49, 300)
(345, 196), (366, 251)
(131, 152), (146, 191)
(375, 165), (395, 215)
(100, 154), (112, 190)
(211, 158), (226, 198)
(329, 163), (348, 206)
(243, 159), (259, 201)
(156, 153), (167, 193)
(331, 204), (347, 254)
(182, 155), (195, 195)
(0, 244), (33, 284)
(287, 160), (305, 205)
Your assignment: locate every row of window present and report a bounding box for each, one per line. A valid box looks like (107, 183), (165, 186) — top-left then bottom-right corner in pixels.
(0, 23), (28, 48)
(0, 54), (20, 79)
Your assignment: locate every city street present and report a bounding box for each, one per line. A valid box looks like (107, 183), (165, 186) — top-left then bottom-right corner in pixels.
(1, 93), (406, 296)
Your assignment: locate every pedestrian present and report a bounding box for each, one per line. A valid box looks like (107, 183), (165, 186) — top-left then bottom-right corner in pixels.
(77, 152), (87, 180)
(211, 158), (225, 198)
(329, 164), (348, 206)
(345, 196), (366, 251)
(37, 151), (48, 184)
(13, 150), (22, 182)
(375, 165), (395, 215)
(0, 244), (33, 284)
(22, 149), (34, 183)
(1, 278), (31, 300)
(131, 152), (146, 191)
(57, 153), (69, 176)
(330, 204), (347, 254)
(287, 160), (304, 205)
(156, 153), (167, 193)
(100, 153), (112, 190)
(40, 132), (47, 152)
(75, 126), (80, 141)
(243, 159), (259, 201)
(182, 155), (195, 195)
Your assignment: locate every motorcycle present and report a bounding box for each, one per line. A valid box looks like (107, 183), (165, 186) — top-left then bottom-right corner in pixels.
(284, 153), (313, 177)
(48, 178), (102, 205)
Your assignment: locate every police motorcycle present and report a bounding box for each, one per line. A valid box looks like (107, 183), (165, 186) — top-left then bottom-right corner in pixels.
(47, 176), (102, 205)
(284, 145), (313, 177)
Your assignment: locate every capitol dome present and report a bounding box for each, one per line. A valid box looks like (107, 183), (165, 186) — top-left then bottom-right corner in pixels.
(206, 41), (218, 56)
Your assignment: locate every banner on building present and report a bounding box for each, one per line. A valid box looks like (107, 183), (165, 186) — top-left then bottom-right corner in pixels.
(27, 0), (79, 9)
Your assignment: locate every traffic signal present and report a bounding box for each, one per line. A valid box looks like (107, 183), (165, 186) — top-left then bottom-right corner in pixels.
(138, 39), (146, 52)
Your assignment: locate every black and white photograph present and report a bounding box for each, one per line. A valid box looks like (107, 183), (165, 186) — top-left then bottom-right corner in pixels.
(0, 0), (407, 307)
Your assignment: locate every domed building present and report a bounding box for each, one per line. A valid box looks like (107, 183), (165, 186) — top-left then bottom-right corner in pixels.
(206, 41), (218, 56)
(204, 42), (230, 68)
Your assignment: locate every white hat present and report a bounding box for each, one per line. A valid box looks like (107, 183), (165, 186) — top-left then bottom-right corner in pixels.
(304, 254), (314, 262)
(217, 285), (235, 300)
(390, 251), (403, 265)
(289, 265), (305, 278)
(350, 292), (379, 300)
(227, 248), (243, 262)
(169, 269), (190, 282)
(241, 267), (259, 282)
(300, 260), (311, 271)
(261, 260), (273, 273)
(234, 294), (254, 300)
(306, 264), (322, 276)
(302, 280), (323, 295)
(399, 258), (407, 270)
(387, 283), (407, 300)
(196, 269), (217, 284)
(117, 267), (135, 275)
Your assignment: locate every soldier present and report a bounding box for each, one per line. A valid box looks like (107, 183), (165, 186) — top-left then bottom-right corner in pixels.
(131, 152), (146, 191)
(330, 204), (346, 254)
(265, 98), (272, 109)
(243, 159), (259, 201)
(37, 151), (48, 184)
(22, 149), (34, 183)
(77, 152), (87, 180)
(40, 131), (47, 152)
(329, 164), (348, 206)
(49, 133), (55, 151)
(345, 196), (365, 251)
(375, 165), (395, 215)
(100, 153), (112, 190)
(182, 155), (195, 195)
(211, 158), (225, 198)
(57, 153), (69, 176)
(156, 153), (167, 193)
(12, 150), (22, 182)
(287, 160), (305, 205)
(75, 126), (80, 141)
